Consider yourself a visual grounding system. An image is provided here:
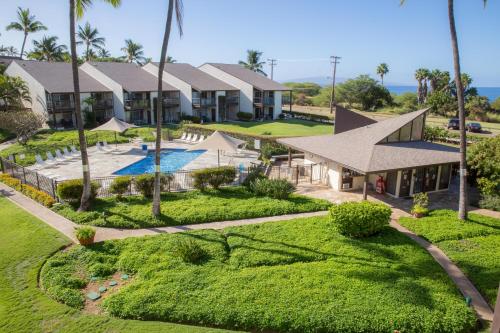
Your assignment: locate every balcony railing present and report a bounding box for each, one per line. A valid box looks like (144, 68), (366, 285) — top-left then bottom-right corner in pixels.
(93, 99), (113, 109)
(47, 100), (75, 110)
(253, 96), (262, 104)
(192, 97), (216, 107)
(163, 97), (180, 107)
(226, 96), (239, 105)
(125, 99), (150, 110)
(264, 97), (275, 106)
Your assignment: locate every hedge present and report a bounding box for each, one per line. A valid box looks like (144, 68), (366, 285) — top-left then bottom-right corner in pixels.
(329, 201), (392, 237)
(191, 166), (236, 191)
(109, 176), (132, 197)
(282, 110), (334, 123)
(236, 112), (253, 121)
(0, 174), (55, 207)
(56, 179), (100, 203)
(133, 174), (173, 198)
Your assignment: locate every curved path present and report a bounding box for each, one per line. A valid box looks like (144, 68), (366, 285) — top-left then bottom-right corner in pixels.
(0, 182), (494, 322)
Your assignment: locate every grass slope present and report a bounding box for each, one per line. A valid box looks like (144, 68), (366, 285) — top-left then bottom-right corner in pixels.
(399, 209), (500, 306)
(188, 119), (333, 137)
(54, 186), (332, 229)
(0, 125), (180, 166)
(42, 215), (477, 333)
(0, 196), (231, 333)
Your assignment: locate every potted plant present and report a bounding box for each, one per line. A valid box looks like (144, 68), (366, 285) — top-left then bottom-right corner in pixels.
(411, 192), (429, 218)
(75, 226), (96, 245)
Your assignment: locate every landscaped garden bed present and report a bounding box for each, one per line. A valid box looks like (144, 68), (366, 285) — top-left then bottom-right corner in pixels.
(399, 209), (500, 306)
(53, 186), (332, 229)
(41, 214), (478, 332)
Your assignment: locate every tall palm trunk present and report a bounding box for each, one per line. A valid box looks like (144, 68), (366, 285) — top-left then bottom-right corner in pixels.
(152, 0), (175, 216)
(448, 0), (467, 220)
(86, 43), (90, 61)
(20, 32), (28, 59)
(70, 0), (92, 212)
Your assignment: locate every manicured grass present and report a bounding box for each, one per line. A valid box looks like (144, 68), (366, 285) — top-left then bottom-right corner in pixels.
(0, 196), (231, 333)
(54, 186), (332, 229)
(0, 125), (181, 166)
(188, 119), (333, 137)
(399, 209), (500, 306)
(42, 215), (477, 333)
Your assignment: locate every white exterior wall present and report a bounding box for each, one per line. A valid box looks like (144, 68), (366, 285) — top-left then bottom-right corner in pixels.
(143, 63), (192, 116)
(80, 62), (125, 120)
(274, 91), (283, 119)
(199, 64), (253, 114)
(5, 62), (48, 121)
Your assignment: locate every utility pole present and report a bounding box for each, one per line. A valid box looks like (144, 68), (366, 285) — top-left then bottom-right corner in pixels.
(329, 55), (341, 114)
(267, 58), (277, 80)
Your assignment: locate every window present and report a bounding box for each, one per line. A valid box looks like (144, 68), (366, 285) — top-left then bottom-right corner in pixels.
(387, 130), (400, 143)
(399, 122), (412, 141)
(411, 114), (424, 141)
(386, 171), (398, 195)
(439, 164), (451, 190)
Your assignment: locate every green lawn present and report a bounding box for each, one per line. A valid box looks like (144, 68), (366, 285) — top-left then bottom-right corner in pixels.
(41, 215), (477, 333)
(187, 119), (333, 137)
(0, 196), (231, 333)
(0, 125), (181, 166)
(399, 210), (500, 306)
(54, 186), (332, 229)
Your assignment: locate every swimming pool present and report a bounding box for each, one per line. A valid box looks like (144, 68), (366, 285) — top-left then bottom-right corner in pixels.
(113, 149), (206, 175)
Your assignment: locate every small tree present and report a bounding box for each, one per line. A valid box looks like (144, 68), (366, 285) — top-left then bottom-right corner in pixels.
(0, 109), (44, 144)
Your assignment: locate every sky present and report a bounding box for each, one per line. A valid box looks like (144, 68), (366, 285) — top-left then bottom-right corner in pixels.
(0, 0), (499, 86)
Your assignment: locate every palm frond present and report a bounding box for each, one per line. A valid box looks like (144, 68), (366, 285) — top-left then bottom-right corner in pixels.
(174, 0), (184, 37)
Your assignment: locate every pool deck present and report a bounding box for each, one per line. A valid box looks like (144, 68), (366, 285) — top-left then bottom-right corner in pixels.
(29, 141), (259, 180)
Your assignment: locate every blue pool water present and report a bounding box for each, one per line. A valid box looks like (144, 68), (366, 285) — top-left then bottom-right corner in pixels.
(113, 149), (206, 175)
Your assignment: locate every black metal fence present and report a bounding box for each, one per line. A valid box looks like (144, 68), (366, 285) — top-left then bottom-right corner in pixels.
(0, 157), (58, 198)
(267, 163), (323, 185)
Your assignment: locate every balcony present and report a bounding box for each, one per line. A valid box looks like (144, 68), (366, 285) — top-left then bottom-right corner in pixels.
(163, 97), (180, 107)
(225, 96), (239, 105)
(264, 97), (275, 106)
(47, 100), (75, 112)
(125, 99), (150, 110)
(93, 99), (113, 109)
(192, 97), (216, 108)
(254, 96), (275, 106)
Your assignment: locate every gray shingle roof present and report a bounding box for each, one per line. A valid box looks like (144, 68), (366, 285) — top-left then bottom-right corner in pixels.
(204, 63), (291, 91)
(88, 62), (177, 92)
(151, 62), (237, 91)
(13, 60), (111, 93)
(334, 105), (377, 134)
(278, 108), (459, 173)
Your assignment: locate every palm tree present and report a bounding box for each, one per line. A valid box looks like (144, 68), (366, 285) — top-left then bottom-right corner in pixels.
(402, 0), (487, 220)
(121, 39), (146, 64)
(97, 48), (110, 58)
(152, 0), (184, 217)
(27, 36), (67, 61)
(0, 75), (31, 108)
(414, 68), (429, 104)
(6, 7), (47, 59)
(77, 22), (106, 61)
(166, 56), (176, 63)
(0, 46), (19, 57)
(376, 63), (389, 85)
(70, 0), (121, 212)
(239, 50), (266, 76)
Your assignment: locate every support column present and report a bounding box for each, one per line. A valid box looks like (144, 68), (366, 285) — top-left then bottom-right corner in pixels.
(288, 148), (292, 167)
(289, 91), (292, 112)
(363, 174), (368, 200)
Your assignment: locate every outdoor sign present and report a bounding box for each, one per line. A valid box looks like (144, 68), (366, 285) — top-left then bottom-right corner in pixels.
(255, 139), (261, 150)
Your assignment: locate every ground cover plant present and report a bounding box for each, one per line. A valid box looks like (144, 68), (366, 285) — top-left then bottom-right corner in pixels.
(0, 128), (14, 143)
(0, 196), (230, 333)
(53, 186), (331, 228)
(0, 124), (180, 166)
(187, 119), (332, 137)
(399, 209), (500, 306)
(41, 215), (477, 333)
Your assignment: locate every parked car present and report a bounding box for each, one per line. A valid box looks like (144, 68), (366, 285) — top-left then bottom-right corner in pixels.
(466, 122), (482, 133)
(447, 118), (459, 130)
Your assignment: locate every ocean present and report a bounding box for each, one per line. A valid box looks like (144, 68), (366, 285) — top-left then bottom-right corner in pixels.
(386, 85), (500, 101)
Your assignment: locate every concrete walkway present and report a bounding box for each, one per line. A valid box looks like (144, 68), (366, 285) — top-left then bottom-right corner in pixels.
(0, 182), (494, 322)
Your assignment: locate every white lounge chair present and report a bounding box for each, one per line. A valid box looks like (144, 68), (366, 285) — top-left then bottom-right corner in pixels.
(70, 145), (80, 156)
(184, 133), (192, 142)
(96, 142), (107, 152)
(46, 152), (60, 164)
(198, 135), (205, 142)
(190, 134), (199, 143)
(34, 154), (49, 169)
(179, 132), (187, 141)
(55, 149), (69, 160)
(63, 147), (77, 159)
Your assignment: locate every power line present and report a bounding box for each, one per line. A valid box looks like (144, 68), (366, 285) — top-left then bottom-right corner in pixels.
(267, 58), (277, 80)
(329, 55), (341, 114)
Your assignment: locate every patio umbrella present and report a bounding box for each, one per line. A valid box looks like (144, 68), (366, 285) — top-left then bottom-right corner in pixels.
(90, 117), (138, 147)
(188, 131), (246, 166)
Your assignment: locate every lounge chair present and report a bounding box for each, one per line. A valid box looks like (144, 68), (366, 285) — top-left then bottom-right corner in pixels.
(70, 145), (80, 156)
(34, 154), (49, 169)
(198, 135), (205, 142)
(96, 142), (107, 152)
(55, 149), (69, 160)
(184, 133), (192, 142)
(63, 147), (77, 159)
(179, 132), (187, 141)
(103, 141), (113, 150)
(190, 134), (199, 143)
(46, 152), (60, 164)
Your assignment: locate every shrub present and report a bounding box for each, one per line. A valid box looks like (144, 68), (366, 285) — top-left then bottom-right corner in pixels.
(329, 201), (391, 238)
(250, 178), (295, 199)
(75, 226), (96, 245)
(413, 192), (429, 208)
(88, 262), (115, 277)
(191, 166), (236, 191)
(242, 168), (265, 189)
(172, 238), (207, 264)
(236, 112), (253, 121)
(0, 173), (22, 189)
(133, 174), (173, 198)
(0, 174), (55, 207)
(477, 177), (499, 196)
(479, 195), (500, 212)
(411, 204), (429, 217)
(110, 176), (132, 198)
(180, 114), (201, 124)
(57, 179), (100, 203)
